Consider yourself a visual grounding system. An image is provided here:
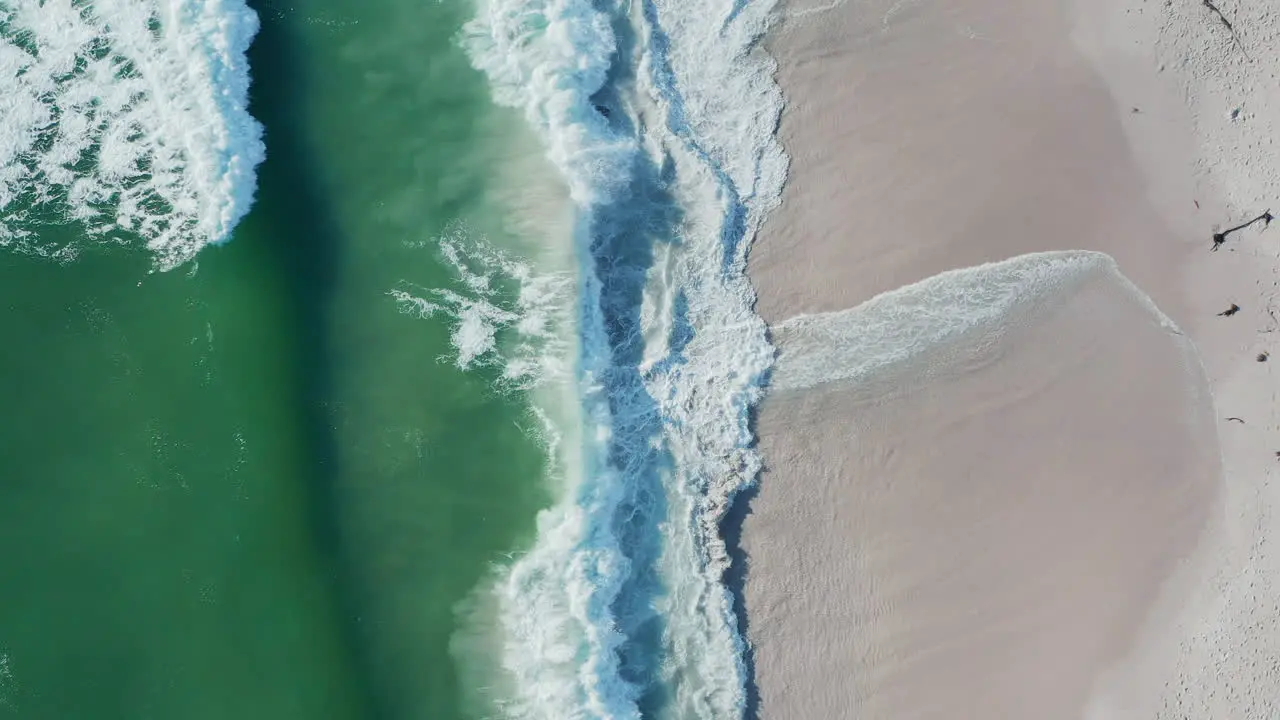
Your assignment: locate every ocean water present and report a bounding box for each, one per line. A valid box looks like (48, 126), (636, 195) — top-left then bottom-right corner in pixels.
(1, 0), (789, 718)
(456, 0), (787, 716)
(1, 0), (548, 718)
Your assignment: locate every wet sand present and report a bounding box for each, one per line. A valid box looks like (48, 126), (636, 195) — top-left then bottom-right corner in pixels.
(742, 0), (1280, 716)
(745, 267), (1219, 719)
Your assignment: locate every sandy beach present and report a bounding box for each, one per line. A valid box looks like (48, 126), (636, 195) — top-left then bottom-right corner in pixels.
(743, 0), (1280, 716)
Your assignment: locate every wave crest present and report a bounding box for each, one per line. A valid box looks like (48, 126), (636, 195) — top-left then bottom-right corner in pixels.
(0, 0), (264, 268)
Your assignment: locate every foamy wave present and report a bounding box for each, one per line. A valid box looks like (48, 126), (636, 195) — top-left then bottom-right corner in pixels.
(463, 0), (651, 716)
(390, 227), (572, 392)
(0, 0), (264, 269)
(632, 0), (786, 714)
(772, 251), (1183, 392)
(459, 0), (786, 716)
(462, 0), (636, 207)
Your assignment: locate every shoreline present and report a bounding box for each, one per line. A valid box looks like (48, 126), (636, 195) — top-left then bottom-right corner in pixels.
(741, 0), (1280, 715)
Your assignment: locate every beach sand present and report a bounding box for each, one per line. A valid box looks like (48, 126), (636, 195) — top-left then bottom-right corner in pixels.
(742, 0), (1280, 716)
(746, 267), (1220, 719)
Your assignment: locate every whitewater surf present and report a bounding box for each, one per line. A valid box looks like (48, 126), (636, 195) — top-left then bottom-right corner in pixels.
(0, 0), (263, 268)
(441, 0), (789, 717)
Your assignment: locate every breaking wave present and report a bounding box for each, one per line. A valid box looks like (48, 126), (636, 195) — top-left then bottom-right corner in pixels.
(439, 0), (787, 717)
(0, 0), (264, 268)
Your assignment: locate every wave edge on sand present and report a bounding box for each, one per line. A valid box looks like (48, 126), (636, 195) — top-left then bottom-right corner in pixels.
(751, 251), (1224, 719)
(772, 250), (1189, 392)
(743, 0), (1280, 715)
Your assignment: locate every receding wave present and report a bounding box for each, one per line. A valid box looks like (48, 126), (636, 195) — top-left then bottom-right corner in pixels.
(448, 0), (787, 717)
(771, 251), (1185, 392)
(0, 0), (264, 268)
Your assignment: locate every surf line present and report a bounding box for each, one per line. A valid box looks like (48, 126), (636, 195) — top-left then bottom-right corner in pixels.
(460, 0), (787, 716)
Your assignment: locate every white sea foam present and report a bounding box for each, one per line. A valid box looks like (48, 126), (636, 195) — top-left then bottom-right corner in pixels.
(772, 251), (1184, 392)
(390, 226), (573, 392)
(630, 0), (787, 714)
(462, 0), (648, 717)
(461, 0), (636, 209)
(0, 652), (14, 711)
(457, 0), (787, 716)
(0, 0), (264, 269)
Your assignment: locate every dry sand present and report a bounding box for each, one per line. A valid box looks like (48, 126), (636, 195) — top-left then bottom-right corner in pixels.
(742, 0), (1280, 716)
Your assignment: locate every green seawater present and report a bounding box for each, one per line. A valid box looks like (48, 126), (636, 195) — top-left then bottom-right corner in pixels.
(0, 1), (548, 718)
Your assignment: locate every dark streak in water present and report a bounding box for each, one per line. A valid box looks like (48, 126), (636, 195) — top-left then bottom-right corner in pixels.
(241, 4), (385, 717)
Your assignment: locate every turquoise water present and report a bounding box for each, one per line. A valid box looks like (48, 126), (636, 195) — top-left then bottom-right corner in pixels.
(0, 223), (370, 720)
(0, 1), (548, 718)
(1, 0), (792, 716)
